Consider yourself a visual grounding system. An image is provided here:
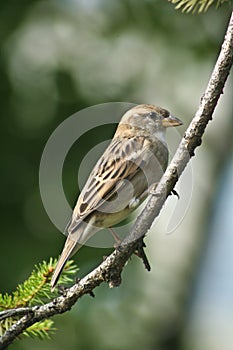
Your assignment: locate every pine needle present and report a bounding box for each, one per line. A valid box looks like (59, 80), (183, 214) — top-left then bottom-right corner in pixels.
(169, 0), (229, 13)
(0, 258), (78, 339)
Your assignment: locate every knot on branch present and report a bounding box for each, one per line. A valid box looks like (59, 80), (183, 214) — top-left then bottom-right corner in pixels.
(104, 265), (122, 288)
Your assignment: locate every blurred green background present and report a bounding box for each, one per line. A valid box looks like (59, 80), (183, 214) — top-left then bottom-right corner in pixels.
(0, 1), (233, 349)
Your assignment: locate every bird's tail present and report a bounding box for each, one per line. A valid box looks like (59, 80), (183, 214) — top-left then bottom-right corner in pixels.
(51, 235), (82, 291)
(51, 218), (99, 291)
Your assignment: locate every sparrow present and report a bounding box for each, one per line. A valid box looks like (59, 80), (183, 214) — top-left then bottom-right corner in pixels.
(51, 104), (182, 289)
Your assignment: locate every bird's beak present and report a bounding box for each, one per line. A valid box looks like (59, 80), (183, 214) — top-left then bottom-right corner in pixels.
(162, 114), (183, 128)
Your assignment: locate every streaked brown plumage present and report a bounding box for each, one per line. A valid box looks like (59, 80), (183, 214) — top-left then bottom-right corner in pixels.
(51, 104), (182, 289)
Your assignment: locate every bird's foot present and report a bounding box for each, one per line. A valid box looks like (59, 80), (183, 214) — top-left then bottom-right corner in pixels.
(148, 182), (159, 196)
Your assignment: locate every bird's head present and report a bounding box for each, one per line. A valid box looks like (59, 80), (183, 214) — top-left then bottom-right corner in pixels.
(115, 104), (183, 140)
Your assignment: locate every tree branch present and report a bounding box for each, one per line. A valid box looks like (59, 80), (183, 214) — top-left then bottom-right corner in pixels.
(0, 308), (33, 322)
(1, 11), (232, 350)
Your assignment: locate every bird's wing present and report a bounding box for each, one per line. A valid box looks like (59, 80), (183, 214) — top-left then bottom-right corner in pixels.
(67, 136), (148, 234)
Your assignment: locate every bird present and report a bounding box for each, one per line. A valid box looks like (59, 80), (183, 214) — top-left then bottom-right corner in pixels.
(51, 104), (183, 290)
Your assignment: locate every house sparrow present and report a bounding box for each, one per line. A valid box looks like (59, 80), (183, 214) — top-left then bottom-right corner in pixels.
(51, 104), (182, 289)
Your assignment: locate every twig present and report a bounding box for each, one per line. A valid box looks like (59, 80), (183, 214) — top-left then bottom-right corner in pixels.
(0, 308), (33, 322)
(0, 10), (232, 350)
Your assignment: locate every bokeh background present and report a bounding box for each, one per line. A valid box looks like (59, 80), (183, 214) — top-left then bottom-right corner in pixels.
(0, 1), (233, 349)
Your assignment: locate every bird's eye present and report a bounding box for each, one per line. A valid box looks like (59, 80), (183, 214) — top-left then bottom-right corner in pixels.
(148, 112), (157, 118)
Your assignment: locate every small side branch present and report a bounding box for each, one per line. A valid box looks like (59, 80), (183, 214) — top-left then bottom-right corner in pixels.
(0, 308), (33, 322)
